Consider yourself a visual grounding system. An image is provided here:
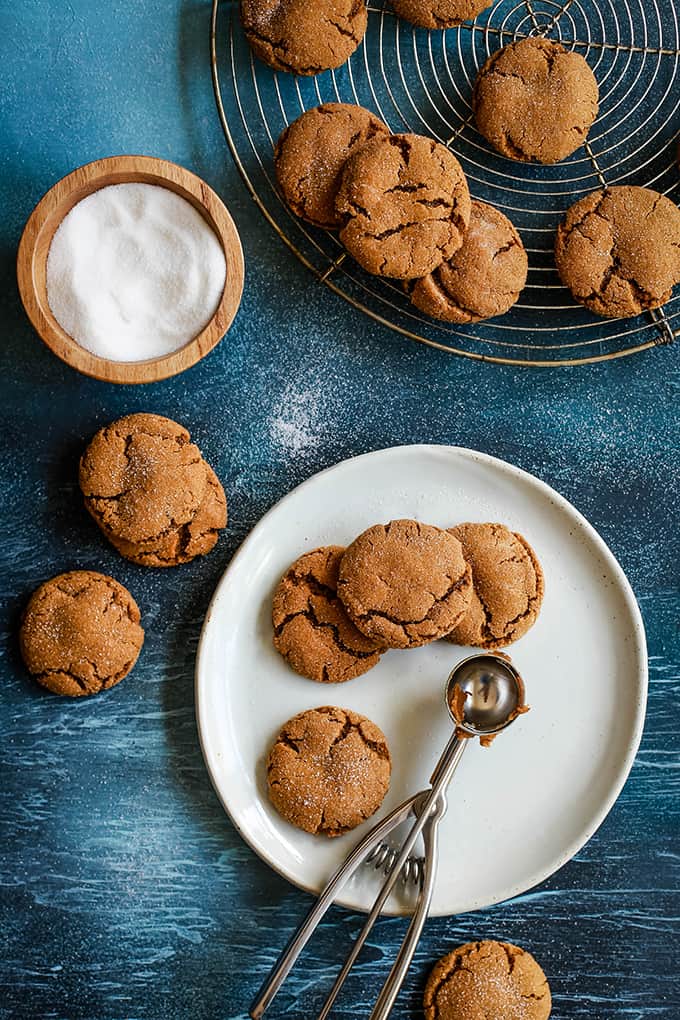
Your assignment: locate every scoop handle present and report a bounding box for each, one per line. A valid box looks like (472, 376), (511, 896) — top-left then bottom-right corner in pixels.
(370, 808), (440, 1020)
(429, 727), (467, 787)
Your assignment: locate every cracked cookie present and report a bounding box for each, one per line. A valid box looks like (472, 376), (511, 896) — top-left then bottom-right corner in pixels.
(240, 0), (367, 76)
(107, 464), (227, 567)
(424, 940), (551, 1020)
(391, 0), (491, 29)
(555, 185), (680, 317)
(272, 546), (385, 683)
(445, 523), (544, 648)
(266, 706), (391, 836)
(79, 413), (227, 567)
(275, 103), (389, 229)
(408, 200), (528, 322)
(473, 38), (599, 163)
(335, 133), (471, 278)
(337, 519), (473, 649)
(20, 571), (144, 697)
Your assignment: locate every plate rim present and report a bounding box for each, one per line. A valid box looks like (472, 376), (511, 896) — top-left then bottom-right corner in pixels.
(194, 444), (648, 916)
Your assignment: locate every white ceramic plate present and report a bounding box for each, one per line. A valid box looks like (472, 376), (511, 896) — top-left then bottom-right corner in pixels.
(195, 446), (647, 916)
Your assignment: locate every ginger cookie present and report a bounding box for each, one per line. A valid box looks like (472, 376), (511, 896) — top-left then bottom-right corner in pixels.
(272, 546), (385, 683)
(473, 38), (599, 163)
(79, 413), (226, 567)
(424, 941), (551, 1020)
(20, 571), (144, 697)
(408, 200), (528, 322)
(108, 464), (227, 567)
(267, 706), (391, 836)
(337, 519), (473, 649)
(275, 103), (389, 229)
(335, 133), (471, 279)
(555, 186), (680, 318)
(240, 0), (367, 76)
(445, 523), (543, 648)
(391, 0), (491, 29)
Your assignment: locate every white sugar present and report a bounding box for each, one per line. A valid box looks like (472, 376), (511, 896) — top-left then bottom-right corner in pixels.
(270, 384), (320, 457)
(46, 182), (227, 362)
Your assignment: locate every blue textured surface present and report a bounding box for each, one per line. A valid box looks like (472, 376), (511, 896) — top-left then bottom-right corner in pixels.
(0, 3), (678, 1019)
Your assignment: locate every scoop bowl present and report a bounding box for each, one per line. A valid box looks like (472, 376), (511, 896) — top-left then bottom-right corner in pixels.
(446, 652), (526, 737)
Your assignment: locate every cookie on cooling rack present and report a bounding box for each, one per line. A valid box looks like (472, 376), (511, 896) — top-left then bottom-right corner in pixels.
(335, 133), (471, 279)
(423, 941), (551, 1020)
(337, 519), (473, 649)
(408, 200), (528, 322)
(274, 103), (389, 229)
(20, 571), (144, 697)
(555, 185), (680, 317)
(272, 545), (386, 682)
(444, 522), (544, 648)
(473, 37), (599, 163)
(240, 0), (367, 76)
(267, 706), (391, 836)
(391, 0), (492, 29)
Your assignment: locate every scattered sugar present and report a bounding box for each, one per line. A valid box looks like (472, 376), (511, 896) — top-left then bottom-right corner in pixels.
(46, 182), (227, 362)
(269, 382), (322, 457)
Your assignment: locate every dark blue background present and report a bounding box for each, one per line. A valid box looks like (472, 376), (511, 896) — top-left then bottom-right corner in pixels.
(0, 3), (678, 1018)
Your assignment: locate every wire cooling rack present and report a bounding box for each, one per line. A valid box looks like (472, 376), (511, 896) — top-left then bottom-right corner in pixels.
(210, 0), (680, 366)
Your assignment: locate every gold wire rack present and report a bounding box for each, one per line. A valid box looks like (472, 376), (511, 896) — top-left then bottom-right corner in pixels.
(210, 0), (680, 366)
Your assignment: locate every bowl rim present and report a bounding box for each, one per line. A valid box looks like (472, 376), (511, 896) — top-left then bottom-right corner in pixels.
(16, 154), (245, 385)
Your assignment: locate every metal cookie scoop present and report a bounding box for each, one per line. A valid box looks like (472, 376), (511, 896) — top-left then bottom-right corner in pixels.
(251, 652), (527, 1020)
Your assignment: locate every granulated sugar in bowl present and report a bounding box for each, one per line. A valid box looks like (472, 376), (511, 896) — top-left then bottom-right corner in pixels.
(46, 182), (227, 362)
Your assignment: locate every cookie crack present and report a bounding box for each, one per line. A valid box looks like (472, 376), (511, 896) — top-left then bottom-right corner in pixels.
(558, 190), (610, 245)
(100, 504), (202, 550)
(340, 197), (372, 222)
(499, 129), (533, 162)
(428, 267), (482, 321)
(42, 575), (138, 625)
(583, 250), (662, 310)
(243, 25), (325, 75)
(427, 959), (476, 1020)
(357, 569), (470, 630)
(372, 221), (424, 241)
(471, 574), (497, 645)
(359, 731), (391, 762)
(324, 15), (361, 42)
(385, 182), (429, 195)
(124, 525), (220, 565)
(35, 653), (136, 693)
(415, 197), (452, 210)
(35, 669), (89, 693)
(281, 571), (336, 601)
(274, 604), (378, 659)
(388, 133), (413, 165)
(500, 941), (519, 975)
(492, 238), (520, 259)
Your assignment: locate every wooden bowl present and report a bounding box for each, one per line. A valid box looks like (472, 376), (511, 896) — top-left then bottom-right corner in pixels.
(17, 155), (245, 384)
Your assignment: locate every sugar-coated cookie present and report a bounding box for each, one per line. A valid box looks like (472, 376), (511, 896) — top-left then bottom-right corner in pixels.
(555, 186), (680, 317)
(275, 103), (389, 229)
(445, 523), (543, 648)
(20, 571), (144, 697)
(267, 706), (391, 836)
(336, 133), (471, 278)
(272, 546), (385, 683)
(409, 200), (528, 322)
(79, 413), (226, 567)
(391, 0), (491, 29)
(108, 464), (227, 567)
(338, 519), (473, 649)
(241, 0), (367, 76)
(424, 941), (551, 1020)
(473, 38), (598, 163)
